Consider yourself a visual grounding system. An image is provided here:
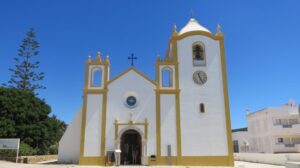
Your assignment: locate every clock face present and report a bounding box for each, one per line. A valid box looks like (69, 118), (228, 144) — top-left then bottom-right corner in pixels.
(193, 71), (207, 85)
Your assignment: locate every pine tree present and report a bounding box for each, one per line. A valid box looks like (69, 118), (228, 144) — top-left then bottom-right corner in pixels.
(5, 28), (45, 92)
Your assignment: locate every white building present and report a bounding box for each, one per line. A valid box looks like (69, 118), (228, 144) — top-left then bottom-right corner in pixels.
(58, 18), (234, 166)
(232, 100), (300, 153)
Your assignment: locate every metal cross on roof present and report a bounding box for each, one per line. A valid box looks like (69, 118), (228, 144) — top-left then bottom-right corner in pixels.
(128, 53), (137, 66)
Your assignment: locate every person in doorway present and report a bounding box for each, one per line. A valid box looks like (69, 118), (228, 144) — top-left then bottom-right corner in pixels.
(123, 143), (129, 164)
(132, 145), (139, 164)
(134, 145), (139, 164)
(131, 144), (135, 164)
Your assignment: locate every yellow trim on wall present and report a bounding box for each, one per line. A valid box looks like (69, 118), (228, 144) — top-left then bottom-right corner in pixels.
(79, 62), (89, 161)
(172, 36), (182, 157)
(114, 119), (148, 140)
(106, 67), (157, 86)
(155, 91), (161, 157)
(100, 61), (109, 156)
(83, 89), (108, 94)
(176, 30), (222, 41)
(149, 156), (232, 166)
(79, 156), (105, 165)
(219, 35), (234, 166)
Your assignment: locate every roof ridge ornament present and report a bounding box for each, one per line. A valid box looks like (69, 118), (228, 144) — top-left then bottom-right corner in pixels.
(215, 24), (223, 37)
(87, 55), (91, 63)
(172, 24), (178, 37)
(105, 55), (109, 63)
(95, 51), (101, 63)
(156, 54), (161, 62)
(190, 9), (195, 19)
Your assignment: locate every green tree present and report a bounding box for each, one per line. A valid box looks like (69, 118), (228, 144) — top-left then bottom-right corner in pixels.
(0, 87), (66, 155)
(4, 28), (45, 93)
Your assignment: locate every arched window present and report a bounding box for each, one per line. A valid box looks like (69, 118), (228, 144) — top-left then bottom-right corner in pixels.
(162, 67), (173, 87)
(92, 68), (102, 87)
(200, 103), (205, 113)
(193, 43), (206, 66)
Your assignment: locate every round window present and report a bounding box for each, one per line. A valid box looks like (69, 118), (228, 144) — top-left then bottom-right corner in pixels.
(126, 96), (137, 107)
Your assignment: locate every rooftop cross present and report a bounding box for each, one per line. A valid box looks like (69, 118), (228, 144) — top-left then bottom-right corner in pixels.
(128, 53), (137, 66)
(190, 9), (195, 18)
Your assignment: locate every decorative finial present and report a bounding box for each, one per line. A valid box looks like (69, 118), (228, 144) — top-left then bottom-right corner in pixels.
(105, 55), (109, 61)
(87, 55), (91, 62)
(96, 51), (101, 62)
(215, 24), (223, 37)
(156, 54), (161, 61)
(172, 24), (178, 36)
(173, 24), (177, 32)
(190, 9), (195, 19)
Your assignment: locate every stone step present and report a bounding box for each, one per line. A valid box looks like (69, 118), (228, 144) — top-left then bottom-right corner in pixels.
(286, 161), (300, 168)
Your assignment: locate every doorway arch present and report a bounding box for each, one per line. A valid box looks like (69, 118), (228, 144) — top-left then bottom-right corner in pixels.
(120, 129), (142, 165)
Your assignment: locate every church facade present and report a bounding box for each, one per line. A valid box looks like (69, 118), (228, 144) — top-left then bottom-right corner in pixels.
(58, 18), (234, 166)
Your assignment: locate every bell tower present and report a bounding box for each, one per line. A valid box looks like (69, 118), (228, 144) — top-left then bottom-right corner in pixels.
(173, 18), (233, 166)
(155, 24), (182, 159)
(79, 52), (110, 164)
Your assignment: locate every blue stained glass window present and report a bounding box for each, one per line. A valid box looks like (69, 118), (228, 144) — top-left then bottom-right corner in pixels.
(126, 96), (137, 107)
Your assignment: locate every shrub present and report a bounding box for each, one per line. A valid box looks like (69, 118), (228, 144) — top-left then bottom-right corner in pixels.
(19, 143), (38, 156)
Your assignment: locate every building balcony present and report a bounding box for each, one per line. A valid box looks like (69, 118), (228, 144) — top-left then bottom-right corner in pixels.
(272, 124), (300, 135)
(273, 143), (300, 153)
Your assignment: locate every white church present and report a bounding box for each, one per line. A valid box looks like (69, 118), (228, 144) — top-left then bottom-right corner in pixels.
(58, 17), (234, 166)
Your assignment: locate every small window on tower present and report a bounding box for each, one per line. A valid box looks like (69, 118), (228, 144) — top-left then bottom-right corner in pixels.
(193, 43), (206, 66)
(162, 67), (173, 87)
(200, 103), (205, 113)
(92, 68), (102, 87)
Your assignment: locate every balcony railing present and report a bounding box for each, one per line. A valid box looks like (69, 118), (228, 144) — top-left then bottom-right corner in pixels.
(284, 144), (295, 147)
(282, 124), (292, 128)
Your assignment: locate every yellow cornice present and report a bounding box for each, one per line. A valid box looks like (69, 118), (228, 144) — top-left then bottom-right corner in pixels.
(156, 61), (178, 65)
(155, 89), (180, 94)
(106, 67), (157, 86)
(114, 119), (148, 140)
(83, 89), (108, 94)
(219, 37), (234, 166)
(175, 30), (222, 41)
(85, 52), (110, 66)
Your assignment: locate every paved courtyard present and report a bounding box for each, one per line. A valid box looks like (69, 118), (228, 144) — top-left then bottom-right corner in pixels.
(0, 160), (285, 168)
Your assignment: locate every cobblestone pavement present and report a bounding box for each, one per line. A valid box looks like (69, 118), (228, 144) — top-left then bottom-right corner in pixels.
(0, 161), (285, 168)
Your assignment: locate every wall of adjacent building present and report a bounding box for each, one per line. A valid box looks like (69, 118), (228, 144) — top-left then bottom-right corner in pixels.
(236, 100), (300, 153)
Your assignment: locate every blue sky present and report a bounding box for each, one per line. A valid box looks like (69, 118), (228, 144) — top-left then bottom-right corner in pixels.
(0, 0), (299, 129)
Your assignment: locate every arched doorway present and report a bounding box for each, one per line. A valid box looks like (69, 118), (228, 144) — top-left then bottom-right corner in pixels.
(120, 129), (142, 165)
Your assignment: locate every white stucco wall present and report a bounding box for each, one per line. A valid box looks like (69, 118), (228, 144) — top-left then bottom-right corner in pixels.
(177, 35), (228, 156)
(160, 94), (177, 156)
(84, 94), (103, 156)
(106, 70), (157, 156)
(246, 101), (300, 153)
(58, 108), (82, 164)
(232, 131), (250, 153)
